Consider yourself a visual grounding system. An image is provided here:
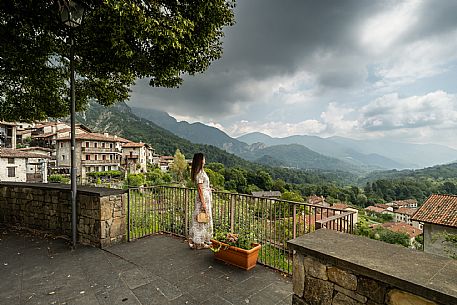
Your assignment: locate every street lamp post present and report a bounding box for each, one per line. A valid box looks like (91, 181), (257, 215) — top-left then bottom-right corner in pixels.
(60, 0), (85, 249)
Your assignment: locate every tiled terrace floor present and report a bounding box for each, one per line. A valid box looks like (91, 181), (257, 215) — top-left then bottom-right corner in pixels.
(0, 227), (292, 305)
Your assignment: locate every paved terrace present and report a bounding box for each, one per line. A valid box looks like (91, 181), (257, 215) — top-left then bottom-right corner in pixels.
(0, 226), (292, 305)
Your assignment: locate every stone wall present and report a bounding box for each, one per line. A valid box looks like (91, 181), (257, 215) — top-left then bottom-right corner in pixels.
(423, 223), (457, 258)
(288, 230), (457, 305)
(0, 182), (127, 248)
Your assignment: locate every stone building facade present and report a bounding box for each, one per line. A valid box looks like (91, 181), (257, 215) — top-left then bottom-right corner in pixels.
(55, 133), (129, 182)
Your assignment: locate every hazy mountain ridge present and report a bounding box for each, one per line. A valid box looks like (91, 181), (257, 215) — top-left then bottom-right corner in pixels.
(361, 162), (457, 183)
(131, 107), (250, 154)
(77, 102), (359, 185)
(77, 102), (255, 168)
(239, 144), (367, 174)
(131, 106), (373, 173)
(238, 132), (457, 169)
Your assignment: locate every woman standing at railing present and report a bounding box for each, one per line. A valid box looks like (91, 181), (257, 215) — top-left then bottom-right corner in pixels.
(188, 153), (213, 249)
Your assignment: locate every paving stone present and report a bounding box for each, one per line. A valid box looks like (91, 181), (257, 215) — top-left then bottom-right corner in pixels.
(120, 268), (150, 290)
(0, 227), (292, 305)
(201, 295), (235, 305)
(132, 282), (170, 305)
(148, 274), (183, 301)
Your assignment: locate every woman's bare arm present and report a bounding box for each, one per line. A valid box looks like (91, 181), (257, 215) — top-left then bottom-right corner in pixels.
(197, 183), (206, 212)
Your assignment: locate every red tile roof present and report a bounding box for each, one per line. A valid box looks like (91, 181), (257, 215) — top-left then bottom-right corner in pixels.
(411, 194), (457, 228)
(0, 148), (51, 159)
(32, 132), (56, 138)
(395, 207), (417, 216)
(332, 203), (349, 210)
(390, 199), (417, 207)
(18, 147), (53, 153)
(381, 222), (422, 238)
(57, 133), (129, 143)
(375, 204), (389, 209)
(308, 195), (325, 205)
(365, 206), (385, 214)
(123, 142), (145, 148)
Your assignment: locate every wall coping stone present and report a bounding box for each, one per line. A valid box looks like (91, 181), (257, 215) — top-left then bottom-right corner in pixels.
(287, 229), (457, 305)
(0, 182), (126, 197)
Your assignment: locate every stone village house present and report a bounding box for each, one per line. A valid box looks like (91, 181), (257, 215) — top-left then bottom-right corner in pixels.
(121, 142), (155, 174)
(412, 194), (457, 257)
(0, 148), (50, 183)
(55, 133), (129, 183)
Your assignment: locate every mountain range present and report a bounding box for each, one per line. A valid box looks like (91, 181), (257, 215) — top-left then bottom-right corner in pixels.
(131, 107), (250, 154)
(77, 102), (358, 185)
(132, 106), (457, 172)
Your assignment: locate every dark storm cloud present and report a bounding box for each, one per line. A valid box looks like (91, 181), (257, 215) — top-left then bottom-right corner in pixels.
(405, 0), (457, 41)
(130, 0), (383, 116)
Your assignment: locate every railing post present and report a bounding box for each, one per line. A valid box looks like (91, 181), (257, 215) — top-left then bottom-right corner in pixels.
(293, 204), (297, 239)
(184, 188), (189, 237)
(230, 194), (235, 232)
(127, 189), (130, 242)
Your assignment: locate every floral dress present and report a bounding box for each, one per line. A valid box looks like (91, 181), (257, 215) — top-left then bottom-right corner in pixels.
(189, 170), (213, 245)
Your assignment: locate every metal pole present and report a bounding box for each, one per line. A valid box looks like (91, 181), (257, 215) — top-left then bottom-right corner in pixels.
(70, 30), (77, 249)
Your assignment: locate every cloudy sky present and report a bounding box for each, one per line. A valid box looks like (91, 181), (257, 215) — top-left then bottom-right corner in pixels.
(130, 0), (457, 148)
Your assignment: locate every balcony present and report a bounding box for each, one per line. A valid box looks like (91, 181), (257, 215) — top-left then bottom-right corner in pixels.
(127, 186), (355, 274)
(81, 159), (119, 165)
(81, 147), (120, 153)
(124, 154), (139, 159)
(0, 183), (455, 305)
(0, 225), (292, 304)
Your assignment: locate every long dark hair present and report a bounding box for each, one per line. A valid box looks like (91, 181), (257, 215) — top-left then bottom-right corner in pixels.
(191, 153), (205, 182)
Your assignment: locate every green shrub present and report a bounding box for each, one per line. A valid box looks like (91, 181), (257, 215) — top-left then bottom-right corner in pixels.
(48, 174), (70, 184)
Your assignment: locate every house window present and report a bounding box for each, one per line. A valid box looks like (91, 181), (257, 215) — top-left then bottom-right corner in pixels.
(85, 155), (90, 160)
(102, 142), (106, 148)
(86, 142), (89, 148)
(60, 142), (63, 148)
(110, 143), (113, 149)
(102, 155), (106, 160)
(7, 167), (15, 177)
(62, 155), (65, 160)
(7, 158), (14, 164)
(94, 142), (98, 148)
(110, 155), (113, 160)
(94, 155), (98, 160)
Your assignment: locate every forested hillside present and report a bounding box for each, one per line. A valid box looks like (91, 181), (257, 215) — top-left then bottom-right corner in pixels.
(77, 102), (357, 186)
(362, 163), (457, 203)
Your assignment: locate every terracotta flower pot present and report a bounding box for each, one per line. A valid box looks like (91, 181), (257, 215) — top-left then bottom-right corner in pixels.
(210, 239), (261, 270)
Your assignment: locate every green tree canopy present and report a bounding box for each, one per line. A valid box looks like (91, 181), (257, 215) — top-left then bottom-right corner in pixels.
(169, 148), (188, 183)
(0, 0), (235, 121)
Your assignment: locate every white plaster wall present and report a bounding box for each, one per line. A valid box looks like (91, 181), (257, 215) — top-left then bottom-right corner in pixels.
(0, 157), (27, 182)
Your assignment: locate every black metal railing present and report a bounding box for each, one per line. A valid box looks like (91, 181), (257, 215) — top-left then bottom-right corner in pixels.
(127, 186), (355, 274)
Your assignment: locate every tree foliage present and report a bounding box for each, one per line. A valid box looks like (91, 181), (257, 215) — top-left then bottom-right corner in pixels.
(145, 167), (172, 185)
(169, 148), (188, 183)
(0, 0), (235, 121)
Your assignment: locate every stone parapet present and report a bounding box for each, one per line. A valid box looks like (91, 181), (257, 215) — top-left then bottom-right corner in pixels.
(288, 229), (457, 305)
(0, 182), (127, 248)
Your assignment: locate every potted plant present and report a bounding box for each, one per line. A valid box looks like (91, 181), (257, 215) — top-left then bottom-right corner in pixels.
(210, 228), (261, 270)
